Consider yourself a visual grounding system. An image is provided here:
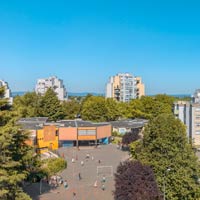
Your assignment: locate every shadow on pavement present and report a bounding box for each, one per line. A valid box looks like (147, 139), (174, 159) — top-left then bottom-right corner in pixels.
(23, 181), (57, 200)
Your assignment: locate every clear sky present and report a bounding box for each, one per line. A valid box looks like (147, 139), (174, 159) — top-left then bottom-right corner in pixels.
(1, 0), (200, 94)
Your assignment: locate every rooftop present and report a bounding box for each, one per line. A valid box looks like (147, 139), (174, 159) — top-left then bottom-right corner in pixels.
(57, 120), (109, 128)
(109, 119), (148, 128)
(18, 117), (49, 130)
(18, 118), (148, 130)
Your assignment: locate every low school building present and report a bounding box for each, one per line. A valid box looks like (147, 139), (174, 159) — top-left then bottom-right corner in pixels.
(18, 118), (112, 152)
(58, 120), (112, 147)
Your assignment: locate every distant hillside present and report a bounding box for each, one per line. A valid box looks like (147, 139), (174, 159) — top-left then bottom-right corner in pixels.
(12, 91), (104, 97)
(68, 92), (104, 97)
(12, 91), (26, 97)
(12, 92), (190, 99)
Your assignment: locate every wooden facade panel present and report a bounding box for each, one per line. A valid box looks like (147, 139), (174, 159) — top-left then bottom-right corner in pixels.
(97, 125), (112, 139)
(59, 127), (77, 140)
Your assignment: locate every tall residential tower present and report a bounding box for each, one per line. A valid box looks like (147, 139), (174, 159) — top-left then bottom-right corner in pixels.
(105, 73), (145, 102)
(0, 80), (13, 104)
(35, 76), (67, 101)
(174, 89), (200, 146)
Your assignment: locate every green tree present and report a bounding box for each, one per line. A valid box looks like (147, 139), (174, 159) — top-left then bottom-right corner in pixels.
(117, 102), (131, 119)
(62, 99), (81, 119)
(81, 96), (107, 122)
(0, 86), (9, 110)
(139, 96), (173, 119)
(129, 99), (150, 119)
(154, 94), (175, 107)
(42, 158), (67, 176)
(13, 92), (42, 118)
(0, 87), (32, 200)
(40, 88), (64, 121)
(105, 98), (120, 121)
(131, 114), (200, 200)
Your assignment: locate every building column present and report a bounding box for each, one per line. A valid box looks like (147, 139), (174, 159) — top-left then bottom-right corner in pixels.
(76, 127), (79, 148)
(95, 127), (98, 147)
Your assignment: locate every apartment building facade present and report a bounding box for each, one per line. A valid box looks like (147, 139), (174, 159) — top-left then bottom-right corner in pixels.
(174, 90), (200, 146)
(105, 73), (145, 102)
(0, 80), (13, 104)
(35, 76), (67, 101)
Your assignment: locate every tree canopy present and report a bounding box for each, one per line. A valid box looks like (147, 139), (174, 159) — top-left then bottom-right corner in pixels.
(13, 89), (65, 121)
(131, 114), (200, 200)
(13, 92), (176, 122)
(13, 92), (42, 118)
(122, 129), (140, 146)
(62, 99), (81, 119)
(114, 160), (162, 200)
(81, 96), (108, 122)
(39, 88), (64, 121)
(0, 87), (33, 200)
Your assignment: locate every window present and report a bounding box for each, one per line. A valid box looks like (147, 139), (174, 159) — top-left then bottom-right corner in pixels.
(196, 108), (200, 111)
(78, 129), (96, 136)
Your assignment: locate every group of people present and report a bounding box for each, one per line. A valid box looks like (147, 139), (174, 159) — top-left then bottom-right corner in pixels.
(69, 151), (106, 195)
(48, 175), (64, 188)
(93, 175), (106, 191)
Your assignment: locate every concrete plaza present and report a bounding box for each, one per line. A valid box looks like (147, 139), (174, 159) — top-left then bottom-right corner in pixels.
(29, 144), (129, 200)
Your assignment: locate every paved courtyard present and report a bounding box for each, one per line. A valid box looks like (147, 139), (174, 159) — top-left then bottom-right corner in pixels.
(27, 144), (129, 200)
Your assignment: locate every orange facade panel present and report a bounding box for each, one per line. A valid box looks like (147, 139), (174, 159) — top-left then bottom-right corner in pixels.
(43, 125), (56, 142)
(59, 127), (77, 140)
(78, 135), (96, 140)
(97, 125), (112, 139)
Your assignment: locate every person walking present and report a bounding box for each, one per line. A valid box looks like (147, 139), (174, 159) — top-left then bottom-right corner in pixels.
(86, 153), (90, 159)
(101, 184), (105, 191)
(81, 160), (84, 166)
(78, 172), (82, 180)
(73, 192), (76, 199)
(94, 180), (98, 187)
(102, 175), (106, 183)
(64, 180), (68, 189)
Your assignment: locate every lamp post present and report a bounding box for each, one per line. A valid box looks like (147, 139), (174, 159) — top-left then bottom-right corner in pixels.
(40, 179), (42, 194)
(163, 168), (171, 200)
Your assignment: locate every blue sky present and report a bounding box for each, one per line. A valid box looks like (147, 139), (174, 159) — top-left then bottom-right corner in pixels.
(1, 0), (200, 94)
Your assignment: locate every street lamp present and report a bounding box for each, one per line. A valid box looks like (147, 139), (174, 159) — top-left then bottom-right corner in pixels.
(40, 179), (42, 194)
(163, 168), (171, 200)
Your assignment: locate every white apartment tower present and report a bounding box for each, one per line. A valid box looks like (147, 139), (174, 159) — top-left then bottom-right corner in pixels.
(35, 76), (67, 101)
(174, 89), (200, 146)
(0, 80), (13, 104)
(105, 73), (145, 102)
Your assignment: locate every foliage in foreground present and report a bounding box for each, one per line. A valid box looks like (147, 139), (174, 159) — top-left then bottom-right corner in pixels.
(42, 157), (67, 177)
(0, 87), (33, 200)
(122, 129), (140, 146)
(13, 91), (178, 122)
(114, 160), (162, 200)
(131, 114), (200, 200)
